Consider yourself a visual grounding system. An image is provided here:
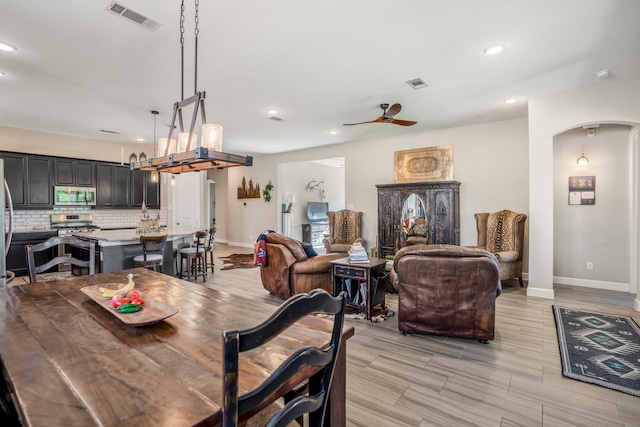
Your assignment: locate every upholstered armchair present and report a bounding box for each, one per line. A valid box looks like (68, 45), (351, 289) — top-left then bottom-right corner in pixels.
(474, 210), (527, 287)
(390, 244), (501, 342)
(260, 232), (343, 300)
(322, 210), (363, 255)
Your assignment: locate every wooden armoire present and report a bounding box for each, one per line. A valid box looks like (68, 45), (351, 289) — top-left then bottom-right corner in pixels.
(376, 181), (460, 257)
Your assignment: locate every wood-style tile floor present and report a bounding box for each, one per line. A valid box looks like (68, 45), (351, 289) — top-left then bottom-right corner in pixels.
(16, 243), (640, 426)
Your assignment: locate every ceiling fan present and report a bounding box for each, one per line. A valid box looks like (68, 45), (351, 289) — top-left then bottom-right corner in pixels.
(343, 103), (417, 127)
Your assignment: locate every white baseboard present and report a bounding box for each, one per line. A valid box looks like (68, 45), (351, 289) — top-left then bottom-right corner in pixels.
(226, 241), (254, 249)
(635, 299), (640, 311)
(526, 286), (555, 299)
(553, 276), (630, 292)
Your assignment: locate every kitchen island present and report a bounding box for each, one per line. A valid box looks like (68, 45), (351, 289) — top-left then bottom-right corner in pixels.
(73, 227), (197, 275)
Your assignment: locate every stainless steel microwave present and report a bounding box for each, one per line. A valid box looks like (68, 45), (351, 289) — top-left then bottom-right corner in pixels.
(54, 186), (96, 206)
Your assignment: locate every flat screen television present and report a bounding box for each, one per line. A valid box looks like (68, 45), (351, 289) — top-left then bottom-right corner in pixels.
(307, 202), (329, 223)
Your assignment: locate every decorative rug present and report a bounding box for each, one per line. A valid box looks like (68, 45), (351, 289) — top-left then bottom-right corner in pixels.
(219, 253), (257, 270)
(552, 305), (640, 397)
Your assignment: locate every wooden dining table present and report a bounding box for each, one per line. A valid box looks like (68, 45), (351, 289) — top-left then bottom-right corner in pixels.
(0, 268), (354, 426)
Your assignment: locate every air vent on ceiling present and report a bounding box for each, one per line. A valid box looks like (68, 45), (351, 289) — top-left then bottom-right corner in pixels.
(268, 116), (283, 122)
(405, 78), (428, 89)
(99, 129), (121, 134)
(105, 1), (162, 32)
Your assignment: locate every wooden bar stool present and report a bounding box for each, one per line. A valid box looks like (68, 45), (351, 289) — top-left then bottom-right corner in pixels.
(179, 231), (207, 281)
(133, 235), (167, 272)
(204, 227), (216, 273)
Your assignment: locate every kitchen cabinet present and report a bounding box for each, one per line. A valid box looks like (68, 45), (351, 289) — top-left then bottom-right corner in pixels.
(131, 170), (160, 209)
(96, 163), (130, 208)
(0, 152), (53, 209)
(376, 181), (460, 257)
(54, 159), (95, 187)
(7, 231), (58, 277)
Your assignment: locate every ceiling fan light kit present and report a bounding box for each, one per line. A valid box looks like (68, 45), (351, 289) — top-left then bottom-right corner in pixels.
(343, 103), (417, 127)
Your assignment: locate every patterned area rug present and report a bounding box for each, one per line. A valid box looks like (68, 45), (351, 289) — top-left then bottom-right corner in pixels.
(552, 305), (640, 397)
(219, 253), (256, 270)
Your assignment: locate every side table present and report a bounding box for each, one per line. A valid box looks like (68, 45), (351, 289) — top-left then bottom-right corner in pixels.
(330, 257), (388, 320)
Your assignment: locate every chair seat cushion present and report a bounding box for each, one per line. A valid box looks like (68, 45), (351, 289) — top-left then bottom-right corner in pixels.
(493, 250), (519, 263)
(133, 254), (164, 263)
(180, 247), (205, 255)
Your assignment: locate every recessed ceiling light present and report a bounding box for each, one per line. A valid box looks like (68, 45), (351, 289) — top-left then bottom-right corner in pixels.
(329, 130), (338, 135)
(0, 42), (17, 52)
(267, 109), (278, 115)
(503, 98), (517, 104)
(136, 137), (144, 142)
(595, 70), (611, 79)
(0, 71), (5, 77)
(483, 44), (505, 55)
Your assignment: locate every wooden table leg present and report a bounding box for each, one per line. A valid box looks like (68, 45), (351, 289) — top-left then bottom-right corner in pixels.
(325, 335), (348, 426)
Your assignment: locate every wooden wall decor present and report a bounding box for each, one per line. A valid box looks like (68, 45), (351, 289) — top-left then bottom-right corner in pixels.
(237, 177), (261, 199)
(394, 145), (454, 183)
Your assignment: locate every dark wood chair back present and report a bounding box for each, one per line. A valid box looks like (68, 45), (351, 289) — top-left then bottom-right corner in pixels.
(139, 234), (168, 265)
(26, 236), (95, 283)
(222, 289), (347, 427)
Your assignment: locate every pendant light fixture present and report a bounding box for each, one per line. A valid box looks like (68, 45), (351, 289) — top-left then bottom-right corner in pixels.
(131, 0), (252, 175)
(577, 126), (597, 166)
(150, 110), (159, 183)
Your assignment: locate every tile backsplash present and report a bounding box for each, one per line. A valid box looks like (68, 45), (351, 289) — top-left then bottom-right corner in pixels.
(8, 206), (168, 232)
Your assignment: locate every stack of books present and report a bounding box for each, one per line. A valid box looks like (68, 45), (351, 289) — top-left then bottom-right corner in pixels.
(348, 242), (369, 263)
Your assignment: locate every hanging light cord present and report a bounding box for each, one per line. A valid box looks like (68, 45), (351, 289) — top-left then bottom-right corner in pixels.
(194, 0), (199, 95)
(152, 110), (158, 157)
(180, 0), (185, 101)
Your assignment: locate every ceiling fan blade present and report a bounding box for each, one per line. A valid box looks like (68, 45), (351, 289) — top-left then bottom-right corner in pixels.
(388, 118), (417, 126)
(343, 116), (384, 126)
(384, 103), (402, 119)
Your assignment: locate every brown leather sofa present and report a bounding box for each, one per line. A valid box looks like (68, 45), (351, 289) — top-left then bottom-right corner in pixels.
(260, 233), (343, 300)
(474, 210), (527, 286)
(390, 244), (501, 341)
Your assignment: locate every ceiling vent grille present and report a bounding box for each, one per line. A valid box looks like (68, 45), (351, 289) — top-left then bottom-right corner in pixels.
(405, 78), (428, 89)
(268, 116), (283, 122)
(105, 1), (162, 31)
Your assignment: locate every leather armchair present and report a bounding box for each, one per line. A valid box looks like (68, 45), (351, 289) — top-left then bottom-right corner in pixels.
(322, 209), (363, 255)
(474, 210), (527, 287)
(260, 233), (343, 300)
(390, 244), (501, 341)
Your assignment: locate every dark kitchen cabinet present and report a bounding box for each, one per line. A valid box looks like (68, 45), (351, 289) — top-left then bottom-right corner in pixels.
(54, 159), (95, 187)
(96, 163), (130, 208)
(0, 152), (27, 206)
(7, 231), (58, 277)
(131, 170), (160, 209)
(376, 181), (460, 258)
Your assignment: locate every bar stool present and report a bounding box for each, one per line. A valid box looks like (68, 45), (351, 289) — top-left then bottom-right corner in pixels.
(179, 231), (207, 281)
(204, 227), (216, 273)
(133, 234), (167, 272)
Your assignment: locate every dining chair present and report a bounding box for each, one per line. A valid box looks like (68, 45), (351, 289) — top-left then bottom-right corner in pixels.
(222, 289), (347, 427)
(133, 234), (167, 272)
(179, 230), (207, 281)
(204, 227), (216, 273)
(26, 235), (96, 283)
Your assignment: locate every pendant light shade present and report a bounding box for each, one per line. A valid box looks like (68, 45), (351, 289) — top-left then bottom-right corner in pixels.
(202, 123), (223, 151)
(577, 153), (589, 166)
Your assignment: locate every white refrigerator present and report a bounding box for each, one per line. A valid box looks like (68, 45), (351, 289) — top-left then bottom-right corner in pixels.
(1, 159), (15, 287)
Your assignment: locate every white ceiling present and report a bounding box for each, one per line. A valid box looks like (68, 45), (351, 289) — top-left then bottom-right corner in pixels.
(1, 0), (639, 157)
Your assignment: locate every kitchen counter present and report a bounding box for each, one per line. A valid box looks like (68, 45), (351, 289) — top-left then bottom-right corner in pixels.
(73, 227), (199, 275)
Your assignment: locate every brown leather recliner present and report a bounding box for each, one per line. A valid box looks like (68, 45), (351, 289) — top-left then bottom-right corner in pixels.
(390, 244), (501, 341)
(474, 210), (527, 287)
(260, 233), (343, 300)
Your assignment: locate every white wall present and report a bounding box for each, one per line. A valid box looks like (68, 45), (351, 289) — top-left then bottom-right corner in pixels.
(223, 118), (530, 252)
(529, 76), (640, 300)
(553, 125), (631, 289)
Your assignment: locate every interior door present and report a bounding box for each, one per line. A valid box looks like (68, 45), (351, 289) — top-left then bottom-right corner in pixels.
(172, 172), (203, 228)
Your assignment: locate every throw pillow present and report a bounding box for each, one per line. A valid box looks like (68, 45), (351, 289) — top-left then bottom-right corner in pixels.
(409, 222), (428, 236)
(301, 242), (318, 258)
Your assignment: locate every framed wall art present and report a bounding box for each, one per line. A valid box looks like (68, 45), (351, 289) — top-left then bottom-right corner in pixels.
(394, 145), (453, 183)
(568, 175), (595, 205)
